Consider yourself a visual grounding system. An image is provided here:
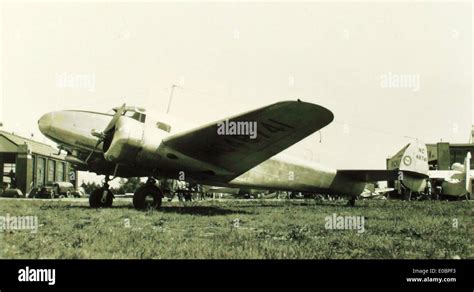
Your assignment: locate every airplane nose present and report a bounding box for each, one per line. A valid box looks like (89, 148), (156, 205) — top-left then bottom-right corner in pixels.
(38, 112), (53, 134)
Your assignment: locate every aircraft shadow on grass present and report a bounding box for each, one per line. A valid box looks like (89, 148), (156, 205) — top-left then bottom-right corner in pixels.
(53, 204), (254, 216)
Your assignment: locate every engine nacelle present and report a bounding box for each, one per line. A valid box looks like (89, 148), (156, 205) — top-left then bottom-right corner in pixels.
(330, 174), (367, 197)
(103, 117), (144, 163)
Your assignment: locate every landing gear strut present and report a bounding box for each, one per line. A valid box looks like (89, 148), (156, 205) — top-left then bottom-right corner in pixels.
(133, 177), (163, 210)
(89, 176), (114, 208)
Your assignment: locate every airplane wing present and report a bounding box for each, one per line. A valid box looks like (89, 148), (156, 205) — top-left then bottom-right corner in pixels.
(163, 100), (333, 179)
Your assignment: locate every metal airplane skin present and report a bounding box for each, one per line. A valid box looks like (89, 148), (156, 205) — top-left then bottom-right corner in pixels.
(38, 100), (429, 209)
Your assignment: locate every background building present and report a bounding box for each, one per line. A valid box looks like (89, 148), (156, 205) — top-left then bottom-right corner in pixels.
(0, 130), (77, 196)
(426, 142), (474, 171)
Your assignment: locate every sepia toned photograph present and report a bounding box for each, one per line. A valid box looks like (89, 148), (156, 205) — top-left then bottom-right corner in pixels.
(0, 0), (472, 289)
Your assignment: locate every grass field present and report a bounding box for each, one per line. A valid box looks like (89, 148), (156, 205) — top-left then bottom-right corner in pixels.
(0, 198), (472, 259)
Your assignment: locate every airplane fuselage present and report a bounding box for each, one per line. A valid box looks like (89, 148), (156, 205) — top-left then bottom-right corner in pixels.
(38, 109), (366, 197)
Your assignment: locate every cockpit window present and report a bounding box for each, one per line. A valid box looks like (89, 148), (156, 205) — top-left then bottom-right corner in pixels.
(156, 122), (171, 133)
(124, 111), (146, 123)
(109, 106), (146, 123)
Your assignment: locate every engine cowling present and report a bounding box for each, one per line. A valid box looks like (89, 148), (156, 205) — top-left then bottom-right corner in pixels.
(103, 116), (144, 163)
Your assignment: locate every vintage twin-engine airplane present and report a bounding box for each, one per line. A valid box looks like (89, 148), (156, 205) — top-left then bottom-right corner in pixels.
(38, 100), (429, 210)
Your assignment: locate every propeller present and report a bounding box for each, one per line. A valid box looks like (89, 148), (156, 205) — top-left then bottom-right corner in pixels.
(104, 103), (127, 133)
(85, 103), (126, 163)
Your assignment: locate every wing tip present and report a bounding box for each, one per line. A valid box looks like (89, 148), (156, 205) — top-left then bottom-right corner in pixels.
(275, 99), (334, 125)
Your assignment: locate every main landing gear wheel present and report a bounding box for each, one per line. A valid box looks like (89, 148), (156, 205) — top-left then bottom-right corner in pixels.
(133, 184), (163, 210)
(89, 187), (114, 208)
(89, 176), (114, 208)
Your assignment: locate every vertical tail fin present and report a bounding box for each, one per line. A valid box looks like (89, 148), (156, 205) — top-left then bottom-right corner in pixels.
(398, 142), (429, 176)
(388, 142), (429, 192)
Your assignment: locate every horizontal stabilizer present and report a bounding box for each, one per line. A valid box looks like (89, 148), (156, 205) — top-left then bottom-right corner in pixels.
(338, 169), (399, 182)
(338, 169), (428, 182)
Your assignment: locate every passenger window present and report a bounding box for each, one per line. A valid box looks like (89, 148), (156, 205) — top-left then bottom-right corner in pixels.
(156, 122), (171, 133)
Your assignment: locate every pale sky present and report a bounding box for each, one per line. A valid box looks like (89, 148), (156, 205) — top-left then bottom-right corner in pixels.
(1, 1), (472, 184)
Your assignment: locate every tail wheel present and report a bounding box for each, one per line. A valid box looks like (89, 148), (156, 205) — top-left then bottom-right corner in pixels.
(347, 196), (356, 207)
(133, 185), (163, 210)
(89, 188), (114, 208)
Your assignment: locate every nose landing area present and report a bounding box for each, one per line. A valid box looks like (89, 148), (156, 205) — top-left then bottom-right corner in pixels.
(38, 112), (53, 135)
